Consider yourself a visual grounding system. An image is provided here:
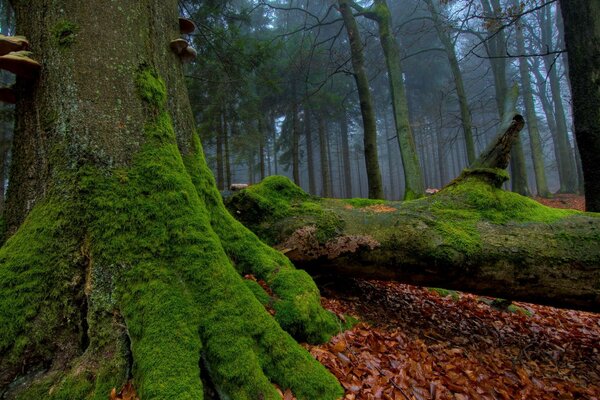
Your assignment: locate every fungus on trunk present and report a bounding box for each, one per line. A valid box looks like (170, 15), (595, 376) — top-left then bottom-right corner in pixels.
(179, 17), (196, 35)
(0, 50), (41, 79)
(0, 35), (29, 55)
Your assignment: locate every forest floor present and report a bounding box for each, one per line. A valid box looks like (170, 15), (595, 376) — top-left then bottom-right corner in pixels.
(299, 193), (598, 400)
(306, 280), (599, 400)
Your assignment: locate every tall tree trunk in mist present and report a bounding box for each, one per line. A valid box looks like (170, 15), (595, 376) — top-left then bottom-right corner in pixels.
(339, 111), (353, 198)
(481, 0), (530, 196)
(356, 0), (425, 200)
(290, 97), (301, 185)
(216, 116), (225, 190)
(223, 107), (232, 188)
(337, 0), (384, 199)
(542, 4), (578, 193)
(559, 0), (600, 211)
(0, 1), (343, 398)
(304, 107), (317, 195)
(318, 112), (332, 197)
(424, 0), (476, 165)
(514, 7), (550, 197)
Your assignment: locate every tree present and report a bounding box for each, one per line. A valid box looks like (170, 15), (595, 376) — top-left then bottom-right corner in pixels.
(337, 0), (384, 199)
(227, 116), (600, 312)
(351, 0), (425, 200)
(0, 1), (344, 398)
(559, 0), (600, 211)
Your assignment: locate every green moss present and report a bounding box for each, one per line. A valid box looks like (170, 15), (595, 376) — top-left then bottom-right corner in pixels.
(81, 69), (342, 399)
(0, 196), (82, 372)
(244, 279), (272, 306)
(52, 20), (79, 47)
(344, 198), (385, 208)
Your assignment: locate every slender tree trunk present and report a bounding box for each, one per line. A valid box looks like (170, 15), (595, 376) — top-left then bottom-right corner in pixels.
(361, 0), (425, 199)
(559, 0), (600, 211)
(1, 0), (342, 398)
(339, 112), (353, 198)
(318, 113), (332, 198)
(424, 0), (476, 164)
(514, 7), (550, 197)
(223, 106), (232, 189)
(337, 0), (384, 199)
(481, 0), (530, 196)
(258, 118), (266, 181)
(304, 108), (317, 195)
(216, 116), (225, 190)
(291, 100), (301, 186)
(542, 4), (578, 193)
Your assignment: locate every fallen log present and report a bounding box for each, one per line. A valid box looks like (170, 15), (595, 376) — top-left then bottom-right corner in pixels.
(226, 115), (600, 312)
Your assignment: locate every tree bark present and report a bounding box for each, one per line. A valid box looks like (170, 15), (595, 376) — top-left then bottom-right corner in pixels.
(356, 0), (425, 200)
(0, 1), (342, 398)
(480, 0), (530, 196)
(339, 111), (352, 198)
(337, 0), (384, 199)
(304, 107), (317, 195)
(542, 4), (578, 194)
(227, 120), (600, 312)
(559, 0), (600, 211)
(424, 0), (476, 165)
(513, 6), (550, 197)
(318, 112), (332, 198)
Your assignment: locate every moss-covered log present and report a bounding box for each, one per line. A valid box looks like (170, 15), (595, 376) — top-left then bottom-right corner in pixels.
(226, 169), (600, 312)
(0, 1), (342, 399)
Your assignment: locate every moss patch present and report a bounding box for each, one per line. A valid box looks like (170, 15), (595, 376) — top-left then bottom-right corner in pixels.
(52, 20), (79, 47)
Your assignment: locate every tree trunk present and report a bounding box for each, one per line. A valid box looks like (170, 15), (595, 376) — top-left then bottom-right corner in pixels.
(514, 6), (550, 197)
(559, 0), (600, 211)
(216, 116), (225, 191)
(542, 4), (578, 194)
(304, 107), (317, 195)
(318, 112), (332, 198)
(224, 107), (232, 189)
(362, 0), (425, 200)
(337, 0), (384, 199)
(0, 1), (342, 398)
(480, 0), (530, 196)
(226, 120), (600, 312)
(424, 0), (476, 165)
(291, 100), (301, 186)
(339, 111), (352, 198)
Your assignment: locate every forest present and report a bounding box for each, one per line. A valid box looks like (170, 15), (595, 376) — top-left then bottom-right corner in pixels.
(0, 0), (598, 399)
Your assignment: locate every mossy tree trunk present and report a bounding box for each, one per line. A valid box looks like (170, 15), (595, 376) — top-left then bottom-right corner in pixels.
(0, 1), (343, 399)
(304, 106), (317, 195)
(226, 121), (600, 311)
(352, 0), (425, 200)
(337, 0), (384, 200)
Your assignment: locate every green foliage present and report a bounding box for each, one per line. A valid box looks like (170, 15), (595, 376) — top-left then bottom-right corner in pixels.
(52, 20), (79, 47)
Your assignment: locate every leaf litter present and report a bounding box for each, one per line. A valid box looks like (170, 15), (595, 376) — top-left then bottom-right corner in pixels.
(307, 279), (599, 400)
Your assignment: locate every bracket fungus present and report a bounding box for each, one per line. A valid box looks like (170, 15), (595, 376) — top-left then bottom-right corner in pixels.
(169, 39), (197, 63)
(0, 87), (16, 104)
(0, 51), (41, 79)
(0, 35), (29, 56)
(181, 46), (197, 64)
(170, 38), (189, 55)
(178, 17), (196, 34)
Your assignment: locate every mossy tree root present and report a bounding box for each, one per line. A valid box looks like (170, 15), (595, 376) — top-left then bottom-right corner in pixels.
(0, 70), (343, 399)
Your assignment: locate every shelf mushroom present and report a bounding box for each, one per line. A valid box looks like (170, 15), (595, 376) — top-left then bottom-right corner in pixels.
(0, 50), (41, 79)
(169, 38), (196, 63)
(181, 46), (197, 64)
(178, 18), (196, 35)
(0, 35), (29, 56)
(170, 38), (189, 55)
